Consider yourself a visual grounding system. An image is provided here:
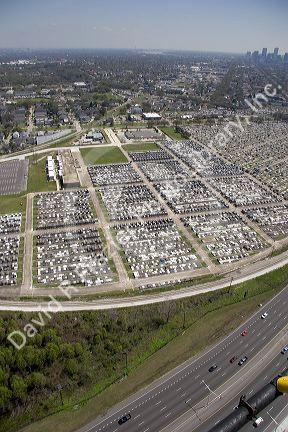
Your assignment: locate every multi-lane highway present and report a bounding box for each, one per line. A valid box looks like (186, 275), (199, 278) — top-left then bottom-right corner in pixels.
(77, 285), (288, 432)
(192, 352), (288, 432)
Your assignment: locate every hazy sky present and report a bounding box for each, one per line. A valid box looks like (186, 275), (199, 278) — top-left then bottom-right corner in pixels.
(0, 0), (287, 53)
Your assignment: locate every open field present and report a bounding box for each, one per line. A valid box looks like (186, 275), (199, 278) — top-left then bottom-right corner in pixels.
(27, 157), (57, 193)
(160, 126), (185, 140)
(122, 142), (159, 152)
(80, 147), (127, 165)
(0, 194), (27, 215)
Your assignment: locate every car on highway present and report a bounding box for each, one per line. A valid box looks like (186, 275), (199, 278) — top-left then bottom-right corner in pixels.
(208, 364), (218, 372)
(229, 356), (237, 364)
(118, 413), (131, 425)
(261, 312), (268, 319)
(241, 329), (248, 336)
(281, 346), (288, 354)
(253, 416), (264, 427)
(238, 356), (248, 366)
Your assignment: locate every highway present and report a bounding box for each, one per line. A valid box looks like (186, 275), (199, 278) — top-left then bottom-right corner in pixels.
(76, 284), (288, 432)
(191, 353), (288, 432)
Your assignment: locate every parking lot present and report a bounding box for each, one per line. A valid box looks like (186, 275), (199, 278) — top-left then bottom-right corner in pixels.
(0, 159), (29, 195)
(88, 163), (141, 186)
(182, 211), (266, 264)
(137, 159), (192, 182)
(114, 219), (201, 278)
(0, 213), (22, 286)
(243, 205), (288, 239)
(154, 179), (227, 214)
(207, 176), (279, 207)
(35, 190), (96, 229)
(0, 213), (22, 235)
(35, 228), (115, 286)
(129, 150), (172, 162)
(164, 140), (243, 177)
(98, 184), (167, 221)
(0, 236), (20, 286)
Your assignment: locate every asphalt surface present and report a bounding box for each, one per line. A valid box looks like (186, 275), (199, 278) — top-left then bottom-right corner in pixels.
(77, 285), (288, 432)
(193, 353), (288, 432)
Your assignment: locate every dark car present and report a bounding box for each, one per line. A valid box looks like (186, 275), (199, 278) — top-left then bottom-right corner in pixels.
(241, 329), (248, 337)
(118, 413), (132, 425)
(230, 356), (237, 364)
(238, 356), (248, 366)
(208, 364), (218, 372)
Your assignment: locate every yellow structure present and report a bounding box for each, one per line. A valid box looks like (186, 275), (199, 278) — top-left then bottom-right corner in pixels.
(277, 376), (288, 393)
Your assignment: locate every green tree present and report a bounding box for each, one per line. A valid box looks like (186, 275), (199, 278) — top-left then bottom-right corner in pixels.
(0, 386), (12, 405)
(28, 372), (46, 389)
(10, 375), (27, 399)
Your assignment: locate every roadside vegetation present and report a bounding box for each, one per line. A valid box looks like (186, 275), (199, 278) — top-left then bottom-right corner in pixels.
(0, 265), (287, 432)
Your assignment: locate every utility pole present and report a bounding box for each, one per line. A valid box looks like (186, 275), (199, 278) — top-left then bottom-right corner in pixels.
(182, 304), (186, 329)
(57, 384), (64, 406)
(123, 350), (128, 377)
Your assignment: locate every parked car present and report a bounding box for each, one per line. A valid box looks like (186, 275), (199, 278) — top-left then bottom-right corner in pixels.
(281, 346), (288, 354)
(261, 312), (268, 319)
(241, 329), (248, 336)
(230, 356), (237, 364)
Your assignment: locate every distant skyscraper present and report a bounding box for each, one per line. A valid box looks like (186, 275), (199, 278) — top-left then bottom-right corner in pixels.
(262, 48), (267, 58)
(252, 50), (259, 61)
(273, 47), (279, 56)
(284, 53), (288, 63)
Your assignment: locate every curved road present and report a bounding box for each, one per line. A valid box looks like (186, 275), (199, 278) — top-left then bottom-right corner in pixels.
(74, 284), (288, 432)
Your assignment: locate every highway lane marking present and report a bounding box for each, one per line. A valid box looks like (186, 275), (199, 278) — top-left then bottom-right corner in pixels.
(134, 414), (140, 419)
(155, 400), (162, 405)
(165, 412), (172, 418)
(138, 421), (144, 426)
(160, 406), (167, 411)
(263, 404), (288, 432)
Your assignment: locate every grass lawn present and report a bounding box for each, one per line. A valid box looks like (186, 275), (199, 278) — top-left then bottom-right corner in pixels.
(80, 147), (127, 165)
(122, 142), (159, 152)
(160, 126), (185, 140)
(19, 288), (280, 432)
(0, 194), (27, 215)
(27, 157), (57, 193)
